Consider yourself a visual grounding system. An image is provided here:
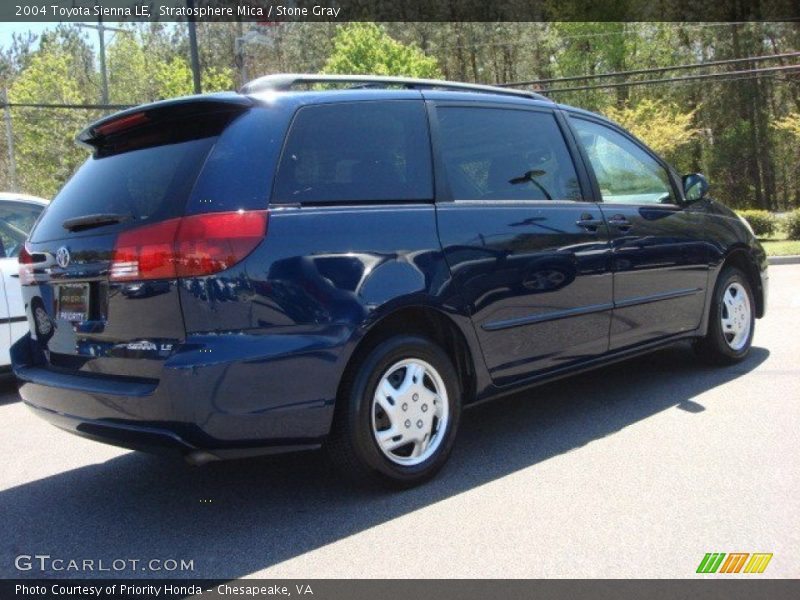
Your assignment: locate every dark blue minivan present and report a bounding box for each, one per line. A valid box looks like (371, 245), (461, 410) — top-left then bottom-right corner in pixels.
(13, 75), (768, 487)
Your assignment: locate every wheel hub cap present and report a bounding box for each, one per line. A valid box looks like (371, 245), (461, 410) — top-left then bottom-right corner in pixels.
(371, 358), (449, 466)
(34, 307), (52, 336)
(721, 282), (751, 351)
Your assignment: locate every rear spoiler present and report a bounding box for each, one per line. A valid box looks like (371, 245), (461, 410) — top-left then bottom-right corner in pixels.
(77, 93), (253, 149)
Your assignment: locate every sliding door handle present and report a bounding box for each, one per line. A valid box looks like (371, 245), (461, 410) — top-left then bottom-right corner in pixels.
(576, 214), (604, 232)
(607, 214), (633, 231)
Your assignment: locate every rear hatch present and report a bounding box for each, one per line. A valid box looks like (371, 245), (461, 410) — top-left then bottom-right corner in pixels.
(20, 97), (258, 380)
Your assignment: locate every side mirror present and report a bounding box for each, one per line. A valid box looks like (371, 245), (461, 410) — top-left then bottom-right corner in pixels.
(682, 173), (709, 202)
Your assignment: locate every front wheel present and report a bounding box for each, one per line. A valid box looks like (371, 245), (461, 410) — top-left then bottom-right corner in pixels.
(695, 266), (755, 365)
(325, 335), (461, 488)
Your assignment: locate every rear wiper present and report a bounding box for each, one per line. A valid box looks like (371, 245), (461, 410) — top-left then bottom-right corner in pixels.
(62, 213), (134, 232)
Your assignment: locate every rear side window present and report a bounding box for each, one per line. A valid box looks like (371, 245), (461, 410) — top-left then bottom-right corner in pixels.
(436, 107), (582, 201)
(273, 101), (433, 204)
(185, 109), (289, 214)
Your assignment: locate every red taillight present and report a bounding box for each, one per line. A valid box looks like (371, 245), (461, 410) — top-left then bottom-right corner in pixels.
(110, 210), (268, 281)
(94, 111), (149, 136)
(18, 243), (36, 285)
(111, 218), (181, 281)
(175, 210), (269, 278)
(18, 243), (33, 264)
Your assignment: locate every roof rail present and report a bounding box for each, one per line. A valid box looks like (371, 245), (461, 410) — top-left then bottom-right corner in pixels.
(240, 73), (550, 101)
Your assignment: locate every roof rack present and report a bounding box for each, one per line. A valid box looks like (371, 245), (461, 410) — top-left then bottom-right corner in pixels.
(240, 73), (550, 101)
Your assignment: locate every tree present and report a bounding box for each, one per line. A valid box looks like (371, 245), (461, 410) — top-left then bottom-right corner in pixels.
(106, 29), (154, 104)
(775, 112), (800, 138)
(153, 56), (233, 98)
(108, 27), (234, 104)
(774, 113), (800, 206)
(8, 30), (97, 198)
(321, 23), (441, 78)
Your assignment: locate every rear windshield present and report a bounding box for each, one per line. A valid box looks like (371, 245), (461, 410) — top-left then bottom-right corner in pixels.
(31, 136), (216, 242)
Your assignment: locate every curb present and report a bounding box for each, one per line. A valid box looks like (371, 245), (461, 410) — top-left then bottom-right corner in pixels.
(768, 255), (800, 265)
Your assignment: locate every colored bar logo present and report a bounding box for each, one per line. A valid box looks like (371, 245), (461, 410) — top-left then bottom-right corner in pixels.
(697, 552), (773, 574)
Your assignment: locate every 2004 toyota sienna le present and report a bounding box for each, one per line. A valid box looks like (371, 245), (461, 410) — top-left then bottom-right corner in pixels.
(12, 74), (768, 487)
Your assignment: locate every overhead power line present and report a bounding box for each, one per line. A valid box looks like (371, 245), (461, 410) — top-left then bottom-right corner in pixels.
(501, 51), (800, 87)
(2, 62), (798, 110)
(0, 102), (131, 110)
(435, 21), (799, 51)
(538, 63), (800, 94)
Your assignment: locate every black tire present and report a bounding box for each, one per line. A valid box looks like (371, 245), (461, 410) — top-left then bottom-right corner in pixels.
(695, 266), (755, 365)
(325, 335), (461, 488)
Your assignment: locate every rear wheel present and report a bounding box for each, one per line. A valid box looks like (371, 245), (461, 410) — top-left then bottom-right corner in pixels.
(325, 335), (461, 488)
(695, 266), (755, 365)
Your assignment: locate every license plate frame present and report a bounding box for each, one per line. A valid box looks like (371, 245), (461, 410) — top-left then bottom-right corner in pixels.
(57, 283), (90, 322)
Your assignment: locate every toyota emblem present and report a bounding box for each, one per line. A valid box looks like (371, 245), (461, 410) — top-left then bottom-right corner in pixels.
(56, 246), (70, 268)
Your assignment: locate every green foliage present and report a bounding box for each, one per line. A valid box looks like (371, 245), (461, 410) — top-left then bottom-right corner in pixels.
(604, 99), (701, 168)
(785, 210), (800, 241)
(3, 24), (236, 198)
(322, 23), (441, 79)
(8, 42), (93, 198)
(108, 28), (234, 104)
(737, 210), (778, 238)
(106, 30), (156, 104)
(153, 57), (233, 99)
(774, 113), (800, 139)
(549, 22), (631, 111)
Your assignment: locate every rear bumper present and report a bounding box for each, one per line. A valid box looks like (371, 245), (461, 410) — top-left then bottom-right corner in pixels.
(23, 399), (197, 454)
(23, 401), (320, 462)
(12, 329), (347, 458)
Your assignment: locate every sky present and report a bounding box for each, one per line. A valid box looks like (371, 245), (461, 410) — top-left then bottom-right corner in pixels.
(0, 21), (123, 53)
(0, 22), (58, 48)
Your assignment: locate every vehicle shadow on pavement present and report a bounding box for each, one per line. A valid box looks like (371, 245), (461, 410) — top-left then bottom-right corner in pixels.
(0, 377), (19, 405)
(0, 342), (769, 578)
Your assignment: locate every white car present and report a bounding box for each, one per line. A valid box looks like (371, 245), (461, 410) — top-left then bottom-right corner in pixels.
(0, 193), (47, 370)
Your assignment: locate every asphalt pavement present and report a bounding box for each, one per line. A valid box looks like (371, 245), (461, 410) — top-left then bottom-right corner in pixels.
(1, 266), (797, 579)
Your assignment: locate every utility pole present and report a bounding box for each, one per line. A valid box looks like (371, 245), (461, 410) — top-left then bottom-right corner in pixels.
(235, 25), (277, 88)
(2, 89), (17, 192)
(76, 13), (127, 106)
(234, 19), (247, 86)
(187, 0), (202, 94)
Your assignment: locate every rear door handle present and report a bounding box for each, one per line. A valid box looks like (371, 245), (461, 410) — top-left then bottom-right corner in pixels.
(576, 214), (604, 232)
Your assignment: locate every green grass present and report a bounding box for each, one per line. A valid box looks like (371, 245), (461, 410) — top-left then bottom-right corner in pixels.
(757, 213), (800, 256)
(760, 239), (800, 256)
(759, 229), (800, 257)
